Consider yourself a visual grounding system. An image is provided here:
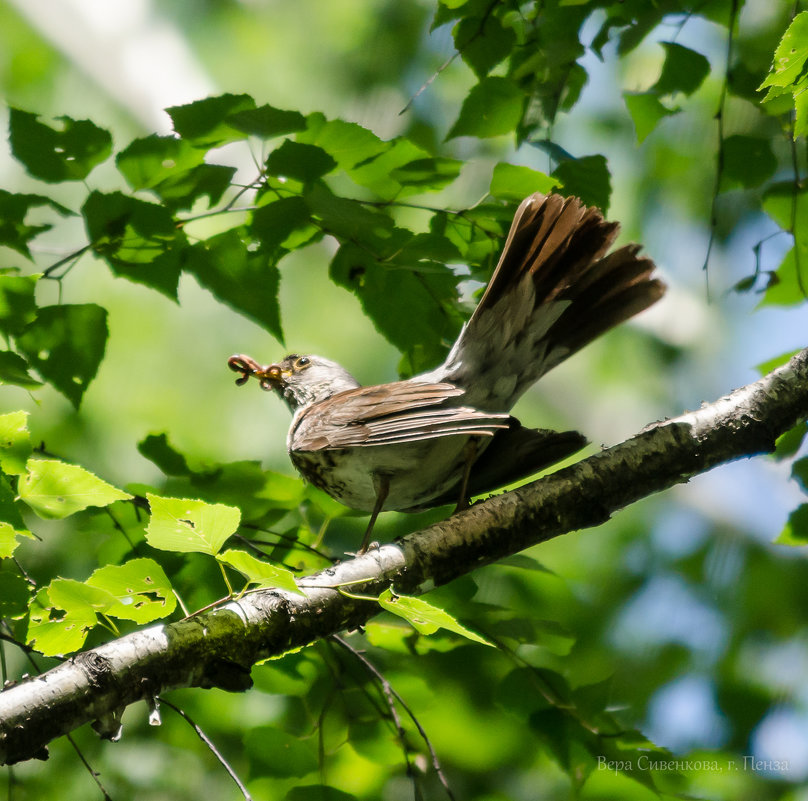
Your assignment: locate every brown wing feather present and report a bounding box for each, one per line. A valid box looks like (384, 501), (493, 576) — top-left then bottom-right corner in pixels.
(290, 382), (510, 451)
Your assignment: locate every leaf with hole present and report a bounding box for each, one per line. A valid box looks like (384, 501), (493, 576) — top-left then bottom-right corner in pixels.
(85, 558), (176, 623)
(146, 494), (240, 555)
(16, 304), (108, 408)
(9, 108), (112, 182)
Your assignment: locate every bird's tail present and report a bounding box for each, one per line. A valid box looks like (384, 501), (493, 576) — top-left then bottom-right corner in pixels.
(436, 193), (665, 410)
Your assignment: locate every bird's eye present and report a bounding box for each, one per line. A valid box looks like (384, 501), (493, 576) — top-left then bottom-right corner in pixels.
(295, 356), (311, 369)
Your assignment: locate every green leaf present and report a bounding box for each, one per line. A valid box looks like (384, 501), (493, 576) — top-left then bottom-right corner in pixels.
(773, 422), (807, 460)
(759, 12), (808, 136)
(9, 107), (112, 182)
(244, 726), (318, 778)
(0, 474), (32, 558)
(116, 136), (235, 212)
(653, 42), (710, 96)
(489, 162), (559, 201)
(389, 157), (463, 190)
(760, 12), (808, 91)
(82, 191), (184, 299)
(330, 242), (460, 370)
(0, 411), (32, 475)
(251, 196), (315, 253)
(116, 134), (205, 190)
(298, 115), (388, 170)
(623, 92), (677, 143)
(265, 140), (337, 183)
(793, 457), (808, 495)
(775, 504), (808, 546)
(16, 304), (108, 408)
(218, 549), (303, 594)
(722, 135), (777, 188)
(285, 787), (358, 801)
(447, 77), (524, 140)
(305, 184), (394, 247)
(138, 433), (192, 477)
(0, 560), (31, 616)
(145, 493), (240, 555)
(167, 93), (257, 147)
(0, 192), (71, 259)
(454, 13), (516, 78)
(184, 228), (283, 342)
(226, 104), (307, 138)
(760, 186), (808, 308)
(27, 583), (101, 656)
(378, 588), (492, 645)
(0, 351), (43, 390)
(0, 272), (40, 334)
(18, 459), (132, 519)
(85, 558), (176, 623)
(152, 163), (236, 212)
(551, 155), (611, 213)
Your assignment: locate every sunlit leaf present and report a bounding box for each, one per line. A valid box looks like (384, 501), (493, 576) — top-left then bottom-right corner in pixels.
(16, 304), (108, 408)
(18, 459), (132, 519)
(760, 14), (808, 87)
(218, 548), (303, 594)
(27, 583), (101, 656)
(146, 493), (240, 555)
(378, 588), (492, 644)
(0, 411), (32, 475)
(489, 162), (558, 201)
(9, 107), (112, 182)
(184, 228), (283, 342)
(85, 558), (176, 623)
(447, 77), (523, 140)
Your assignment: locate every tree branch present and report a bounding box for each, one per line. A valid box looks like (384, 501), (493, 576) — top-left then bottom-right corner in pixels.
(2, 347), (807, 766)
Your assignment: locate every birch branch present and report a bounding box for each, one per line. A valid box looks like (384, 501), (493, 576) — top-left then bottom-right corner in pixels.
(1, 347), (807, 766)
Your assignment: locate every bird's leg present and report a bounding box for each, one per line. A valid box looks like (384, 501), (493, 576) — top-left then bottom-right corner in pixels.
(358, 473), (391, 554)
(453, 437), (479, 513)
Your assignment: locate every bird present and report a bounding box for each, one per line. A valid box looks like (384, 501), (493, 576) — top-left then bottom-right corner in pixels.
(228, 192), (665, 552)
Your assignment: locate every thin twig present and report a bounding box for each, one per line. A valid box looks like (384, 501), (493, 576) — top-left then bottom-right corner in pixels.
(702, 0), (739, 299)
(159, 696), (253, 801)
(332, 635), (456, 801)
(65, 733), (114, 801)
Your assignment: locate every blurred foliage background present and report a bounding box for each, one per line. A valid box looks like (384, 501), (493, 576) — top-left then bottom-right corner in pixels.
(2, 0), (808, 799)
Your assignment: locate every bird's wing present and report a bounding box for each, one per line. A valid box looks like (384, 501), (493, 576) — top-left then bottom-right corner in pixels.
(289, 382), (510, 451)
